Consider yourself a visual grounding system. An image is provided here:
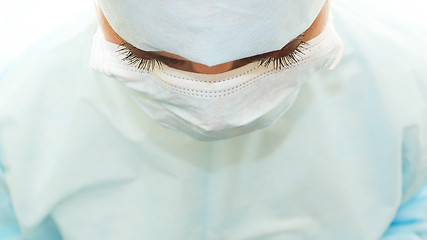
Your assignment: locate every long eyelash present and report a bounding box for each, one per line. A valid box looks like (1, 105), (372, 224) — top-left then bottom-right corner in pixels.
(116, 43), (163, 72)
(117, 39), (309, 72)
(257, 42), (309, 70)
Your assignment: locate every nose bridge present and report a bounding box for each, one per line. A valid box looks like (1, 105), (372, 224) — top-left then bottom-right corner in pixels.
(190, 61), (235, 74)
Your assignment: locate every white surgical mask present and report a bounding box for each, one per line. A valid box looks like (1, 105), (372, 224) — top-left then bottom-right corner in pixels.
(90, 19), (343, 141)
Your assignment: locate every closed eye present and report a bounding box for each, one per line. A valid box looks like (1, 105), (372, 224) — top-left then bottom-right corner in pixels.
(116, 34), (308, 72)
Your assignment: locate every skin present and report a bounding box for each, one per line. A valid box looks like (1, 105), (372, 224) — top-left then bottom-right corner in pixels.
(95, 1), (330, 74)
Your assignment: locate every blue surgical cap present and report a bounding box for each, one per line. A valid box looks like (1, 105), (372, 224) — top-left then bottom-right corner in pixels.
(97, 0), (326, 66)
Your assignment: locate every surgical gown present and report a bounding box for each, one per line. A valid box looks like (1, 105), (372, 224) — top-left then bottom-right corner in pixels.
(0, 1), (427, 239)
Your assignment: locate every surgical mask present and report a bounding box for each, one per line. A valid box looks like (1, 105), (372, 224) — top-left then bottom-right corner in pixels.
(90, 19), (344, 141)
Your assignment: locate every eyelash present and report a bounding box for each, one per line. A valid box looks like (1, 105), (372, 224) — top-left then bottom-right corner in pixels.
(116, 41), (309, 72)
(257, 42), (308, 70)
(116, 43), (164, 71)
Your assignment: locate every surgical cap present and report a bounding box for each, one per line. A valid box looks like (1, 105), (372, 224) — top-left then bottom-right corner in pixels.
(97, 0), (326, 66)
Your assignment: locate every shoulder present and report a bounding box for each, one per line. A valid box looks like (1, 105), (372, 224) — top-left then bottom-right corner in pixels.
(0, 12), (116, 156)
(331, 0), (427, 203)
(331, 0), (427, 126)
(0, 12), (99, 121)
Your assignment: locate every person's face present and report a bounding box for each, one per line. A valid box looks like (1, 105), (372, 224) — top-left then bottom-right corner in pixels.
(95, 1), (330, 74)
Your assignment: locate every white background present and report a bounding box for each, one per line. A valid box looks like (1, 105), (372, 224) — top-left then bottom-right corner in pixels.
(0, 0), (91, 69)
(0, 0), (426, 70)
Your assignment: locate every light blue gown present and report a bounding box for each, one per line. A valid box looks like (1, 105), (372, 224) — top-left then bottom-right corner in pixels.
(0, 1), (426, 239)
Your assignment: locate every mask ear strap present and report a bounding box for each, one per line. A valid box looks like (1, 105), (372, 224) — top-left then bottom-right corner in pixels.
(91, 28), (111, 76)
(327, 37), (344, 70)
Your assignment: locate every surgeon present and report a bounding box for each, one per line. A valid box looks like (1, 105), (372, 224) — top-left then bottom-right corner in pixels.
(0, 0), (426, 239)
